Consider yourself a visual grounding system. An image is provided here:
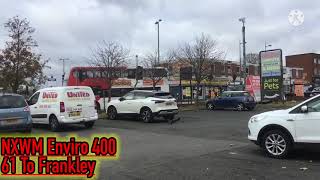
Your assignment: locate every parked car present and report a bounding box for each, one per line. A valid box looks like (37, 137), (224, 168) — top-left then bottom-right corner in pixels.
(206, 91), (256, 111)
(310, 87), (320, 97)
(28, 86), (98, 131)
(106, 90), (178, 123)
(0, 93), (32, 132)
(248, 93), (320, 158)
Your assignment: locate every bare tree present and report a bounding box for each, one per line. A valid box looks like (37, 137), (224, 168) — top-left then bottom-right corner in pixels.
(89, 41), (129, 105)
(174, 33), (224, 104)
(142, 52), (168, 90)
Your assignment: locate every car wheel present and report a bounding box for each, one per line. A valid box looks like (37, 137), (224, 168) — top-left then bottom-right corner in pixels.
(262, 130), (292, 159)
(49, 115), (60, 132)
(235, 103), (244, 111)
(107, 106), (117, 120)
(206, 102), (215, 110)
(141, 108), (153, 123)
(84, 121), (95, 128)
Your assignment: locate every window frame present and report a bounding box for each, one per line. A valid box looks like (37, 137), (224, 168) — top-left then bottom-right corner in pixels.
(123, 92), (134, 100)
(29, 92), (40, 106)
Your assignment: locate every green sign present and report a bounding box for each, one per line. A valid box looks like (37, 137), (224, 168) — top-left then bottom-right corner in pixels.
(259, 49), (283, 100)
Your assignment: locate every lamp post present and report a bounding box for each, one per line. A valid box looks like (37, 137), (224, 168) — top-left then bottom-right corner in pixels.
(265, 41), (272, 51)
(239, 17), (247, 88)
(59, 58), (70, 86)
(239, 40), (243, 83)
(155, 19), (162, 65)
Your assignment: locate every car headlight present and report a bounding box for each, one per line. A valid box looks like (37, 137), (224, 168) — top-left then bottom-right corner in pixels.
(249, 115), (266, 123)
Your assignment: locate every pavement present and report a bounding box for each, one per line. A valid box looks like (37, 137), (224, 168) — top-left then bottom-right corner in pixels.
(7, 108), (320, 180)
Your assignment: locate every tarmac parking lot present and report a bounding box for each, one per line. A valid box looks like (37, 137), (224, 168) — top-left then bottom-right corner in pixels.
(29, 109), (320, 180)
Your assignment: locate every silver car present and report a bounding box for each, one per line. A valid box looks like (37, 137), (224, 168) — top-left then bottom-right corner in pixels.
(0, 94), (32, 132)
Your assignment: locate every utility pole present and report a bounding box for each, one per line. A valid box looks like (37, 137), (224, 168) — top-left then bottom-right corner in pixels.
(134, 55), (139, 89)
(239, 17), (247, 89)
(59, 58), (70, 86)
(239, 40), (242, 83)
(155, 19), (162, 65)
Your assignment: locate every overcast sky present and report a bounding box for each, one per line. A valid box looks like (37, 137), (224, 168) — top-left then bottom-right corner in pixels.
(0, 0), (319, 85)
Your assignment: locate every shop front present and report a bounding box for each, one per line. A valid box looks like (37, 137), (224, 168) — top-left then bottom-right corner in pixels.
(169, 79), (229, 102)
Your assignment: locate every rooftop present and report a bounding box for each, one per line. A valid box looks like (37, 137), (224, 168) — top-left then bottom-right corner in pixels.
(286, 53), (320, 57)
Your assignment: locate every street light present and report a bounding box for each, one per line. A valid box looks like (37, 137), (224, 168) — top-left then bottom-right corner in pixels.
(239, 17), (247, 88)
(59, 58), (70, 86)
(264, 41), (272, 51)
(239, 40), (243, 83)
(155, 19), (162, 65)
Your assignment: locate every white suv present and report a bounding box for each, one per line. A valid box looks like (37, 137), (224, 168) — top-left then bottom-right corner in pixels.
(248, 94), (320, 158)
(106, 90), (178, 123)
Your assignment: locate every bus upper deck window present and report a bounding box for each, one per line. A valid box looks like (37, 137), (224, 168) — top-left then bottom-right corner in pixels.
(73, 70), (79, 78)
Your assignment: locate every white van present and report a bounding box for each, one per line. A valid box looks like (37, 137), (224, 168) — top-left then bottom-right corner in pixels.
(27, 86), (98, 131)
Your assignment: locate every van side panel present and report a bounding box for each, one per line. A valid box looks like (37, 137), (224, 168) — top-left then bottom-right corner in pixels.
(38, 90), (60, 124)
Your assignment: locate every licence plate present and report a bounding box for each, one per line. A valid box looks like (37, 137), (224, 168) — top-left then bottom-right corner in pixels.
(69, 111), (81, 117)
(2, 119), (19, 125)
(166, 102), (173, 106)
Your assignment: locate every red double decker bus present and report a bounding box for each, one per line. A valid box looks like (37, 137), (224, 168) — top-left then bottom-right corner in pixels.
(67, 66), (169, 110)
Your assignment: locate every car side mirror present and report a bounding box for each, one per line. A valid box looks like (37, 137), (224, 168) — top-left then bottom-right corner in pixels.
(119, 97), (125, 101)
(301, 105), (308, 113)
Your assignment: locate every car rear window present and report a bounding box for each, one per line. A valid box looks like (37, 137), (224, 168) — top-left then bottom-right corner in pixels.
(154, 92), (173, 99)
(0, 95), (27, 109)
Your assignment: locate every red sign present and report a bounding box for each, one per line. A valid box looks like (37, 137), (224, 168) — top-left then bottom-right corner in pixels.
(67, 92), (90, 98)
(246, 76), (261, 102)
(43, 92), (58, 99)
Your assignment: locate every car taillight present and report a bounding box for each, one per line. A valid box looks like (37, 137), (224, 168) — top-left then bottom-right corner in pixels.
(60, 102), (65, 112)
(152, 100), (165, 104)
(23, 106), (30, 112)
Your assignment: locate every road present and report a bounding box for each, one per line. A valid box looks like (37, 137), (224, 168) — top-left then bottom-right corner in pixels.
(14, 109), (320, 179)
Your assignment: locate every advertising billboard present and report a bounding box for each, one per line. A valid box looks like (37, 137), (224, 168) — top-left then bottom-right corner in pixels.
(245, 75), (261, 102)
(259, 49), (283, 101)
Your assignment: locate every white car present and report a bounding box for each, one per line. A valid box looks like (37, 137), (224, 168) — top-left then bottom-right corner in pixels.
(106, 90), (178, 123)
(248, 94), (320, 158)
(28, 86), (98, 131)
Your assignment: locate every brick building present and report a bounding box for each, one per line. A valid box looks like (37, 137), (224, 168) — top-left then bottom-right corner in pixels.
(286, 53), (320, 83)
(163, 59), (259, 81)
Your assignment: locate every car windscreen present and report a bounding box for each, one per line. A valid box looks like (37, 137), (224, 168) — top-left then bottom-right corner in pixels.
(0, 95), (27, 109)
(154, 92), (173, 99)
